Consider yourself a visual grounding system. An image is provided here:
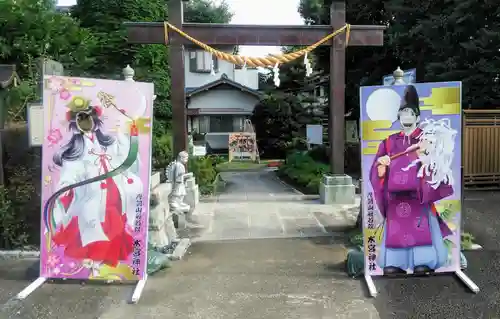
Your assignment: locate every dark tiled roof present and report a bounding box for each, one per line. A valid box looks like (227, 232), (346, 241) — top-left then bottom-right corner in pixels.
(185, 74), (262, 98)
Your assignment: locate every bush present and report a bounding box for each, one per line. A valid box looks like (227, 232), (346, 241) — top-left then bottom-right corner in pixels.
(278, 152), (329, 194)
(251, 93), (322, 159)
(188, 156), (217, 195)
(0, 165), (38, 249)
(299, 143), (362, 177)
(152, 131), (174, 170)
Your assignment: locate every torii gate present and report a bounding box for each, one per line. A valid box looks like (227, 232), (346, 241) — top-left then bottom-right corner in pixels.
(124, 0), (385, 174)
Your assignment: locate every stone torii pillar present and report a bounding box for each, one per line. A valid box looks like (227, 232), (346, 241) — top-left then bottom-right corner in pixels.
(124, 0), (386, 175)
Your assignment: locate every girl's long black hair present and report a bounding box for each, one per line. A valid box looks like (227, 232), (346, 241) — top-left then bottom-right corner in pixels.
(53, 107), (115, 167)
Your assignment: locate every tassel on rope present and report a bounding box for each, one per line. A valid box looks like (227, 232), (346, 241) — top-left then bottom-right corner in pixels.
(241, 58), (248, 85)
(273, 63), (280, 87)
(242, 58), (247, 71)
(210, 54), (216, 76)
(304, 53), (313, 77)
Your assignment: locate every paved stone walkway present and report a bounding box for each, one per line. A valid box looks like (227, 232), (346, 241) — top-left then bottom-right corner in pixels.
(1, 187), (499, 318)
(187, 171), (360, 241)
(0, 238), (379, 319)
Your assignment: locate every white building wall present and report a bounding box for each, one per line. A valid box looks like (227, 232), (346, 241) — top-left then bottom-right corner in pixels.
(184, 49), (259, 89)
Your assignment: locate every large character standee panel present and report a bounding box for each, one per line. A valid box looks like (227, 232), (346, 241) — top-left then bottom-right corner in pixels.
(360, 82), (462, 277)
(40, 76), (154, 281)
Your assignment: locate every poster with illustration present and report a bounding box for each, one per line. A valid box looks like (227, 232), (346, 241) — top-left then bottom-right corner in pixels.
(228, 133), (257, 162)
(40, 76), (154, 281)
(360, 82), (462, 276)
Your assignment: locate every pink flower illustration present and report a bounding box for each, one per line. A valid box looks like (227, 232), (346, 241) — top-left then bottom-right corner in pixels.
(47, 254), (59, 268)
(59, 88), (71, 100)
(48, 76), (64, 92)
(53, 267), (61, 275)
(47, 129), (63, 145)
(47, 76), (72, 100)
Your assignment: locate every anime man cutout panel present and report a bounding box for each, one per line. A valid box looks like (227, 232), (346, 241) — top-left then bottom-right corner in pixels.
(369, 85), (455, 275)
(50, 98), (143, 275)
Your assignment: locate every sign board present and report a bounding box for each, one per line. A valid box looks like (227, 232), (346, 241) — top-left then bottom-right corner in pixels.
(228, 132), (256, 162)
(27, 103), (44, 146)
(193, 145), (206, 156)
(359, 82), (478, 296)
(345, 120), (359, 143)
(306, 124), (323, 145)
(39, 76), (154, 281)
(383, 68), (416, 86)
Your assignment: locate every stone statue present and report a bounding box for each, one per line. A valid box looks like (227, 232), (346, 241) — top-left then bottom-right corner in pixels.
(167, 151), (190, 212)
(166, 151), (203, 228)
(187, 134), (194, 155)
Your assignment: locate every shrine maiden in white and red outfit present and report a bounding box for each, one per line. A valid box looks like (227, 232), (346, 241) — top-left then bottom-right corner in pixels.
(51, 115), (142, 267)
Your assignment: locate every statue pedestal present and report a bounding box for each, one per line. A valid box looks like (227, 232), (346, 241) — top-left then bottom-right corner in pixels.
(185, 175), (199, 214)
(319, 174), (355, 205)
(148, 183), (178, 249)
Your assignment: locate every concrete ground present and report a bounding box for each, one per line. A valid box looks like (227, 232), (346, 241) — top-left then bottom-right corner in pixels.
(368, 191), (500, 319)
(1, 171), (500, 319)
(188, 171), (359, 242)
(0, 238), (378, 319)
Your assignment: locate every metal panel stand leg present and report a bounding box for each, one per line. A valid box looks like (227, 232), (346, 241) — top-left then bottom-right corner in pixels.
(16, 277), (47, 300)
(130, 275), (148, 304)
(455, 270), (480, 293)
(364, 274), (377, 297)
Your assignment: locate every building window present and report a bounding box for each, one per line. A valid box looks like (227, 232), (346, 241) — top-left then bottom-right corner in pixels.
(198, 116), (210, 133)
(210, 115), (235, 133)
(194, 115), (244, 133)
(189, 50), (218, 73)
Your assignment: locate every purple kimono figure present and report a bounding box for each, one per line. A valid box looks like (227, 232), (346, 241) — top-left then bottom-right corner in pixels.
(369, 85), (454, 275)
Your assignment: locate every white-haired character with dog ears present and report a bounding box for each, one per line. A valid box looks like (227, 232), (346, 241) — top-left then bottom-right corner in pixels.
(369, 85), (457, 275)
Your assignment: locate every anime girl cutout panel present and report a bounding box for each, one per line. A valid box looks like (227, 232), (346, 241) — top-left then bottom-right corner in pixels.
(369, 85), (457, 275)
(43, 82), (146, 278)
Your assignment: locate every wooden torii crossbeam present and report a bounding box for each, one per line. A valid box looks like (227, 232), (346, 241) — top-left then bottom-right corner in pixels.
(124, 0), (385, 174)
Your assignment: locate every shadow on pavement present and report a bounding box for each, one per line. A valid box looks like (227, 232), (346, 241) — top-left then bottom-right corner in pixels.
(0, 259), (39, 282)
(370, 191), (500, 319)
(0, 258), (130, 319)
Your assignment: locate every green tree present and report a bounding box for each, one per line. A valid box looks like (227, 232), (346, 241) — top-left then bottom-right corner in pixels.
(298, 0), (500, 110)
(419, 0), (500, 108)
(298, 0), (391, 118)
(0, 0), (97, 117)
(71, 0), (233, 168)
(184, 0), (233, 23)
(251, 93), (322, 159)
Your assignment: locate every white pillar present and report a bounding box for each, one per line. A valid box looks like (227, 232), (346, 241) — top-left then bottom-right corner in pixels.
(122, 65), (156, 101)
(123, 64), (135, 81)
(392, 66), (407, 85)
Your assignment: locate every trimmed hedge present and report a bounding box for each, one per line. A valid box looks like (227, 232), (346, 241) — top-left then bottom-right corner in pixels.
(277, 152), (329, 194)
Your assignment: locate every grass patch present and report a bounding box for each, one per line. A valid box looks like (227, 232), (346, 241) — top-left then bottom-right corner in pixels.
(216, 160), (267, 172)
